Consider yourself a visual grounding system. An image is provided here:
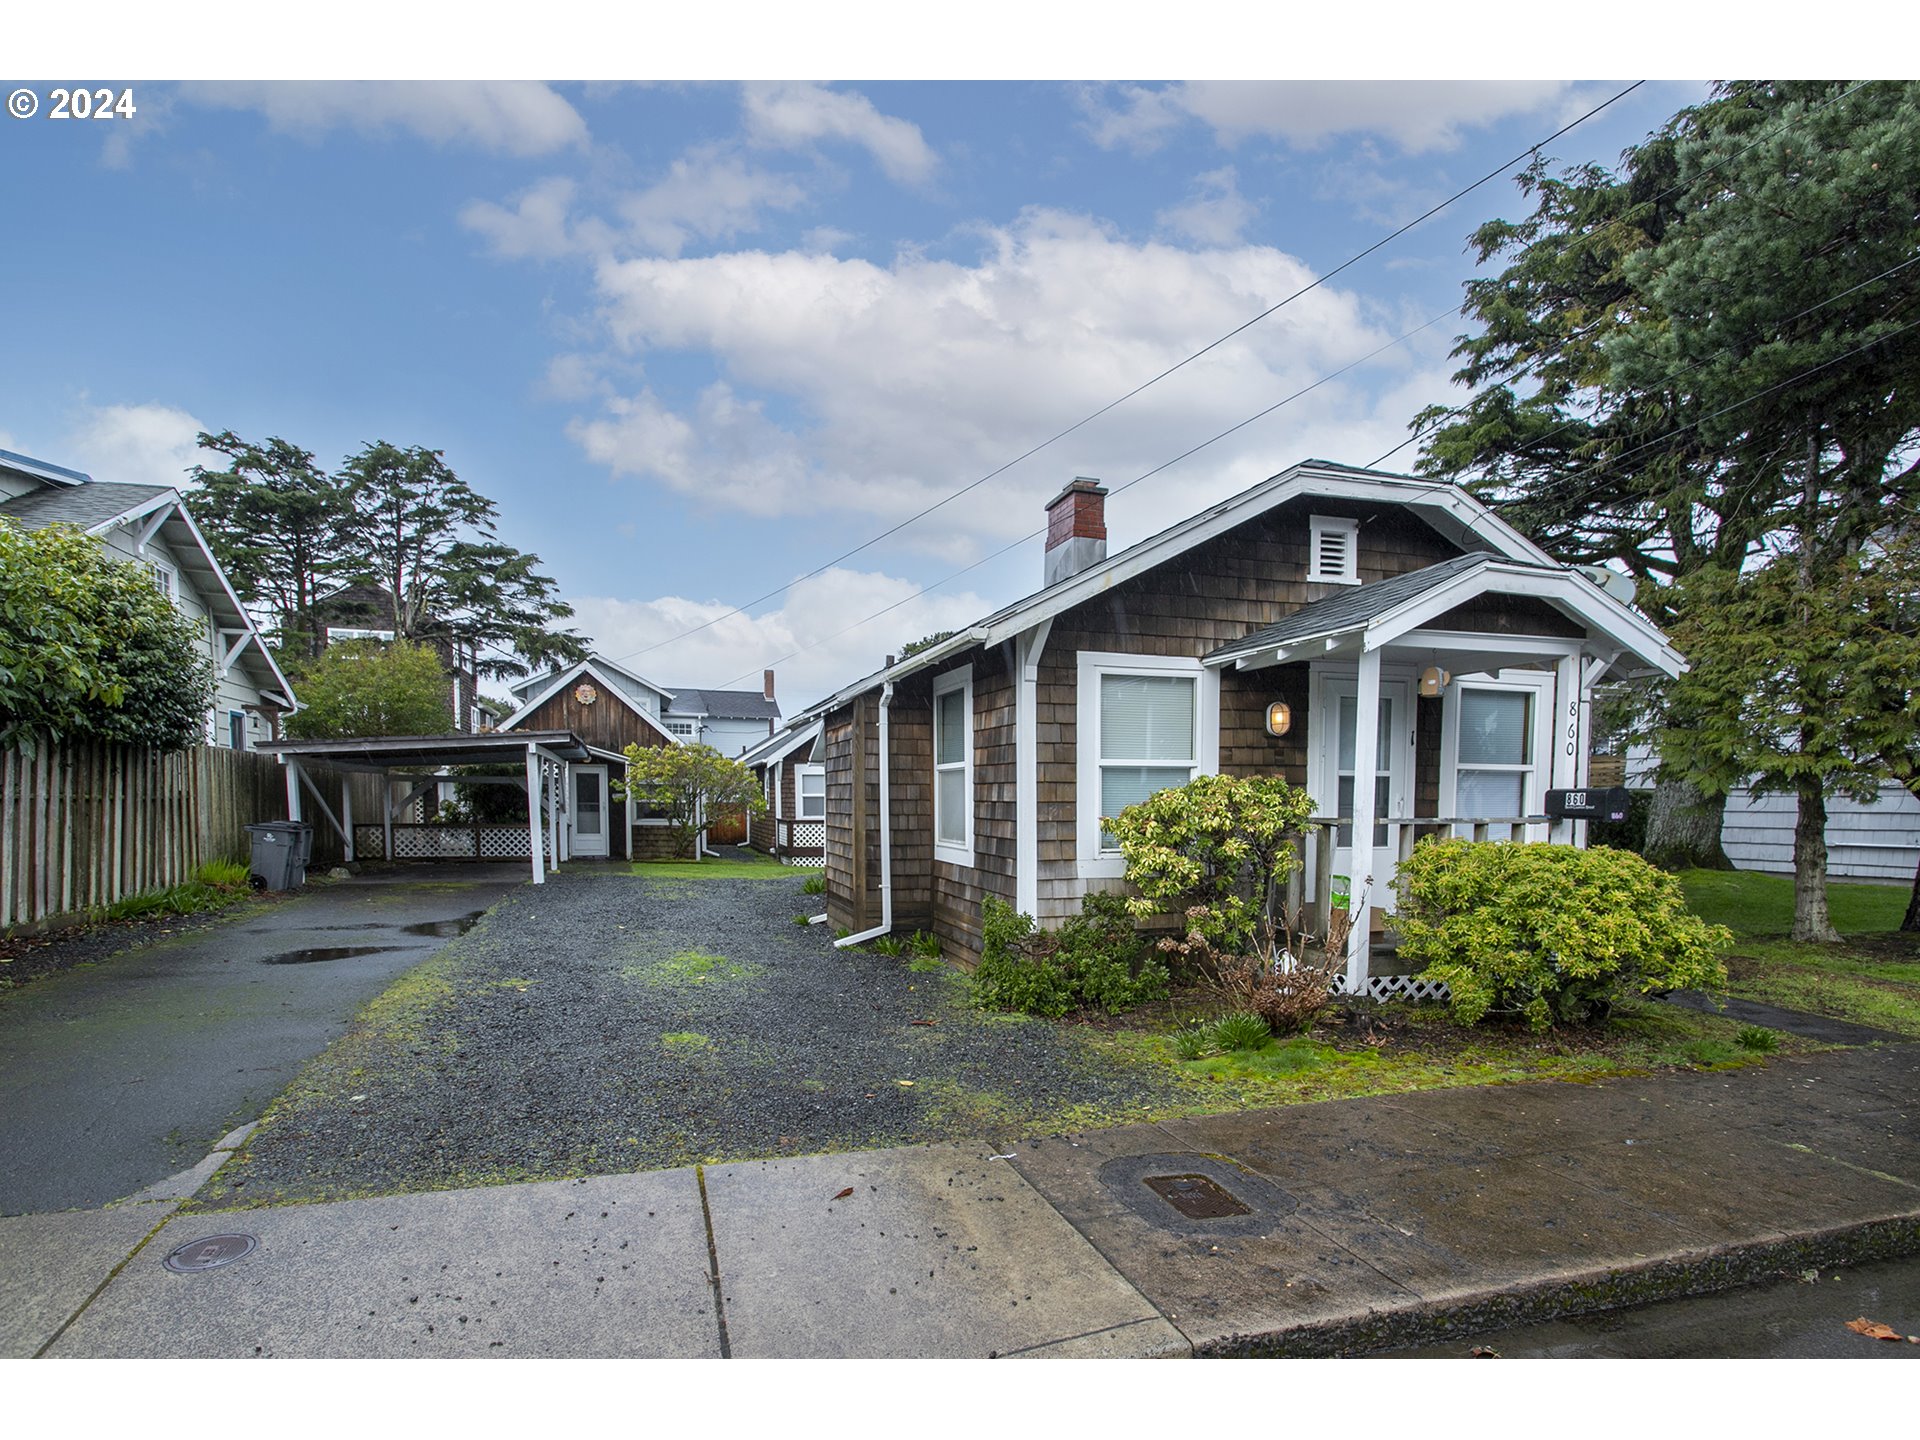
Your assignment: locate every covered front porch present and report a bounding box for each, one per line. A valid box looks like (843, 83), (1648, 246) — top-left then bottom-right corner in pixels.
(1207, 553), (1687, 996)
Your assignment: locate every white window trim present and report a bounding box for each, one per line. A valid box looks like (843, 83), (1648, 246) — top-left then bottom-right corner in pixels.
(144, 557), (180, 603)
(1440, 669), (1555, 841)
(1308, 514), (1361, 586)
(932, 665), (974, 866)
(1076, 651), (1219, 878)
(795, 762), (826, 822)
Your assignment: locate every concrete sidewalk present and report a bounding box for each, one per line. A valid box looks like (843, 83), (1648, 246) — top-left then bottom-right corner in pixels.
(6, 1042), (1916, 1358)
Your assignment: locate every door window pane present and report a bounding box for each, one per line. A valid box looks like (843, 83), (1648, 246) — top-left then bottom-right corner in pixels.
(573, 771), (602, 835)
(1459, 690), (1531, 765)
(1456, 768), (1525, 817)
(1335, 694), (1394, 771)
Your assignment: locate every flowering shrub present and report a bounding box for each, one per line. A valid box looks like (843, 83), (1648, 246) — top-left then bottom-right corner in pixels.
(1394, 840), (1731, 1031)
(1103, 773), (1316, 965)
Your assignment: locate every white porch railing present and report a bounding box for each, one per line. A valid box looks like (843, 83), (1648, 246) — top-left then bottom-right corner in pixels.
(1283, 814), (1553, 1000)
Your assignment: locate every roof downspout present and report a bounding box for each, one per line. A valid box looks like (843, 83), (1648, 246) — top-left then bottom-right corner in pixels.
(835, 679), (894, 947)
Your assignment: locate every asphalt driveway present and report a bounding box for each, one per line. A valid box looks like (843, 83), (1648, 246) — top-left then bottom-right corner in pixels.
(208, 864), (1184, 1207)
(0, 865), (524, 1214)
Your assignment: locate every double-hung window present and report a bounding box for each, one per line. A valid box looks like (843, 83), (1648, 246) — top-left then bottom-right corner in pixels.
(795, 763), (826, 821)
(932, 667), (973, 863)
(1076, 653), (1218, 872)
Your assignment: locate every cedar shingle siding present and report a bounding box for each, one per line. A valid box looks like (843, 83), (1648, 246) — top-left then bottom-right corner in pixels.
(819, 496), (1558, 959)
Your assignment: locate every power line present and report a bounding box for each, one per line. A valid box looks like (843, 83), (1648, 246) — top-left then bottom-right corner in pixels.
(604, 81), (1649, 673)
(1368, 79), (1878, 470)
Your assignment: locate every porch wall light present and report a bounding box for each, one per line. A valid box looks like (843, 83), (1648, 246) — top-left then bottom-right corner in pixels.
(1418, 665), (1451, 698)
(1265, 700), (1293, 737)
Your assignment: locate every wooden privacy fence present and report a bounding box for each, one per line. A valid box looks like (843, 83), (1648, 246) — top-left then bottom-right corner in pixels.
(1, 741), (383, 930)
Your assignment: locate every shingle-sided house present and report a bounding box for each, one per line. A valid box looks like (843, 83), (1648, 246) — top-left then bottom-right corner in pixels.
(787, 459), (1686, 996)
(741, 720), (827, 866)
(0, 448), (295, 747)
(494, 654), (782, 857)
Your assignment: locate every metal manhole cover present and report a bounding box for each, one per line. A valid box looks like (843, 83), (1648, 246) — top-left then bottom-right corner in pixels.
(162, 1234), (258, 1273)
(1144, 1173), (1250, 1220)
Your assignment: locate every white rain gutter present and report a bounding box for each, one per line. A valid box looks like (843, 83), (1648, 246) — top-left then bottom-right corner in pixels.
(833, 679), (894, 947)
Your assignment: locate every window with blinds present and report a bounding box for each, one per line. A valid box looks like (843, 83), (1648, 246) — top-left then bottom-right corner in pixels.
(1097, 672), (1197, 847)
(1455, 687), (1533, 817)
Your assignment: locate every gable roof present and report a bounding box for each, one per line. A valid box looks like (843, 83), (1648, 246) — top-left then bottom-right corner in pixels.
(0, 447), (92, 487)
(739, 720), (822, 770)
(0, 471), (296, 708)
(507, 651), (675, 703)
(665, 687), (781, 722)
(0, 480), (173, 532)
(1204, 551), (1496, 660)
(790, 458), (1563, 723)
(1204, 551), (1686, 679)
(496, 657), (680, 742)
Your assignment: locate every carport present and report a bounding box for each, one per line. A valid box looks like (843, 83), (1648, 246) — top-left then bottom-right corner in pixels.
(254, 731), (602, 885)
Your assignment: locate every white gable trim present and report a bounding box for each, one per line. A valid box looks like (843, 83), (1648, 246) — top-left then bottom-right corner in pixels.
(1216, 561), (1684, 681)
(499, 659), (681, 742)
(740, 721), (822, 770)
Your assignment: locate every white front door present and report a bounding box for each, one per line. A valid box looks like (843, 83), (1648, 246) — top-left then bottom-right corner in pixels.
(571, 765), (608, 858)
(1314, 676), (1415, 905)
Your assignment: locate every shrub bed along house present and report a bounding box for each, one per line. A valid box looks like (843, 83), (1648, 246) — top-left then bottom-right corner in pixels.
(1394, 840), (1732, 1030)
(972, 893), (1170, 1017)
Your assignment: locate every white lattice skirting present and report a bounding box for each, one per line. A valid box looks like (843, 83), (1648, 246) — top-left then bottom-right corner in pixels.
(353, 825), (551, 860)
(782, 855), (827, 869)
(1355, 974), (1452, 1002)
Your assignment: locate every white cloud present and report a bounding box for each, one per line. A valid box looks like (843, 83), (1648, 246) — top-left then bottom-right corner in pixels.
(741, 82), (938, 185)
(1083, 80), (1573, 155)
(569, 208), (1431, 556)
(462, 149), (807, 261)
(616, 147), (809, 257)
(460, 176), (587, 260)
(1156, 166), (1256, 246)
(61, 402), (209, 490)
(569, 566), (991, 709)
(178, 81), (588, 156)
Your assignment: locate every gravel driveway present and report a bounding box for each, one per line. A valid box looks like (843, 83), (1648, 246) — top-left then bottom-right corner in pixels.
(207, 865), (1182, 1206)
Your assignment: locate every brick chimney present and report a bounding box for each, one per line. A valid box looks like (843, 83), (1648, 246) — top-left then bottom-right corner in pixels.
(763, 668), (776, 702)
(1045, 477), (1108, 586)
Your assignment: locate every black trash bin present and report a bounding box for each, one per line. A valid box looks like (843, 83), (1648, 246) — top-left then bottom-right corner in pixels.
(246, 821), (313, 890)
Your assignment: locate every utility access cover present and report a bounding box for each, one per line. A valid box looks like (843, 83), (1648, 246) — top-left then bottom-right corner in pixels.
(162, 1234), (258, 1273)
(1144, 1173), (1251, 1220)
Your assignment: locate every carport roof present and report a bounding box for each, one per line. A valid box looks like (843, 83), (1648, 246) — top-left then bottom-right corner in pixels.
(255, 730), (594, 771)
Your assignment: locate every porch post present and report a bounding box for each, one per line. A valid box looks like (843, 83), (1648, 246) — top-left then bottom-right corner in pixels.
(1346, 645), (1381, 994)
(382, 779), (394, 862)
(341, 778), (355, 862)
(525, 745), (546, 885)
(1550, 652), (1581, 845)
(284, 757), (303, 823)
(547, 760), (560, 870)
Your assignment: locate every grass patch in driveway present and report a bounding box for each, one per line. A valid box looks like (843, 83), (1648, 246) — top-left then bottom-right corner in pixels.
(623, 948), (758, 987)
(625, 851), (791, 880)
(1675, 869), (1920, 1037)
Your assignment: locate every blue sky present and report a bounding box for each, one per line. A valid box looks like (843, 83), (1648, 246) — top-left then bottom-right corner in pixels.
(1, 73), (1714, 704)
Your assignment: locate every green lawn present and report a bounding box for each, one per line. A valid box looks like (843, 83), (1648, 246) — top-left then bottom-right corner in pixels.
(1677, 868), (1908, 936)
(1676, 868), (1920, 1037)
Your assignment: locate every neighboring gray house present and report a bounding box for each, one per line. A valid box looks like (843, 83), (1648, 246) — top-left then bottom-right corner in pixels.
(502, 657), (781, 757)
(1618, 742), (1917, 882)
(0, 447), (296, 748)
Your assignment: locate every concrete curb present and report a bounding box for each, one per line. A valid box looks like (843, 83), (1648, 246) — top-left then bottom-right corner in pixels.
(1196, 1213), (1920, 1357)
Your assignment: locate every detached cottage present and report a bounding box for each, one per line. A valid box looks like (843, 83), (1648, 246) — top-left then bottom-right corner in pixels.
(789, 459), (1684, 996)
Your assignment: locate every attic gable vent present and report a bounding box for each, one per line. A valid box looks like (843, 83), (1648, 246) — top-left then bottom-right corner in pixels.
(1308, 514), (1360, 585)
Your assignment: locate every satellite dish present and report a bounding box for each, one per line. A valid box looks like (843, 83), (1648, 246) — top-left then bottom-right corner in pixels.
(1576, 565), (1637, 604)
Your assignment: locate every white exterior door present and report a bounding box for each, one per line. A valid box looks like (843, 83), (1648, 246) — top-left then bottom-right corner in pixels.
(571, 765), (609, 858)
(1313, 675), (1414, 903)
